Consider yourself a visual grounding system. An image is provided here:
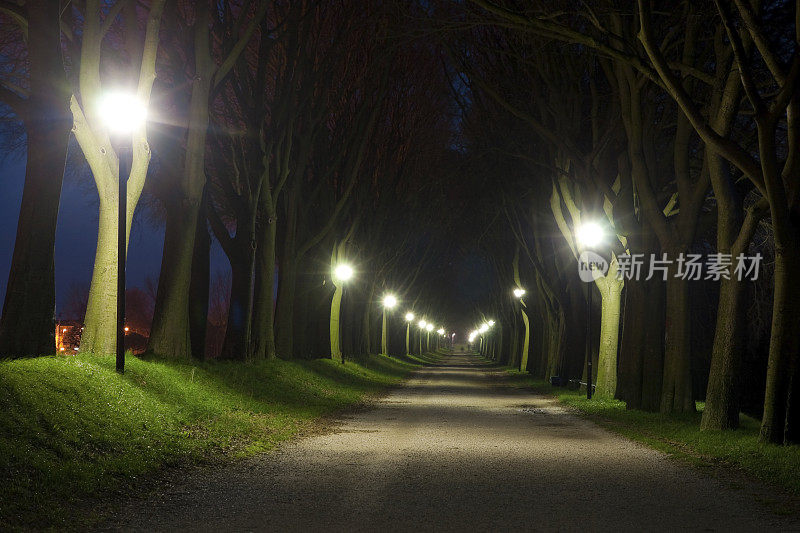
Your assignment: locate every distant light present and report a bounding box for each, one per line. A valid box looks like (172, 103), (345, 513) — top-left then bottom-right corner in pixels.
(405, 312), (415, 322)
(426, 324), (434, 332)
(62, 328), (68, 333)
(383, 294), (398, 309)
(488, 320), (495, 327)
(124, 326), (130, 332)
(479, 324), (489, 333)
(576, 221), (605, 248)
(98, 91), (148, 134)
(437, 328), (445, 335)
(333, 264), (354, 282)
(59, 347), (65, 352)
(418, 319), (427, 329)
(513, 288), (526, 298)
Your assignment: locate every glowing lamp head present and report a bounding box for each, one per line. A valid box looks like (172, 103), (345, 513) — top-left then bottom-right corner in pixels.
(479, 323), (489, 333)
(437, 328), (445, 335)
(383, 294), (398, 309)
(333, 264), (354, 282)
(98, 91), (147, 134)
(513, 288), (526, 298)
(418, 319), (427, 329)
(426, 324), (434, 332)
(576, 221), (605, 249)
(405, 312), (415, 322)
(488, 320), (495, 327)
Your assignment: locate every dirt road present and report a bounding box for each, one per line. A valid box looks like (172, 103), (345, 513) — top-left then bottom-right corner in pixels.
(105, 354), (800, 532)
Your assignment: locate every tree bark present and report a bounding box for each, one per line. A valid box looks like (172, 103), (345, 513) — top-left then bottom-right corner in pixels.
(251, 216), (277, 359)
(595, 274), (623, 398)
(0, 1), (71, 357)
(147, 200), (201, 357)
(80, 201), (129, 355)
(188, 196), (210, 360)
(274, 194), (298, 359)
(660, 267), (695, 412)
(760, 241), (800, 443)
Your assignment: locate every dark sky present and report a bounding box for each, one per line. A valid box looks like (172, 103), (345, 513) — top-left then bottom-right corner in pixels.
(0, 155), (229, 319)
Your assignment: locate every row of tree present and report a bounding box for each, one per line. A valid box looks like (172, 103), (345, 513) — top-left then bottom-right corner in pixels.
(454, 0), (798, 445)
(0, 2), (459, 368)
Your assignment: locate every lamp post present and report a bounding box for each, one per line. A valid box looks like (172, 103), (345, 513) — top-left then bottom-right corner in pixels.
(437, 327), (444, 350)
(330, 263), (354, 363)
(418, 319), (426, 354)
(575, 220), (605, 399)
(99, 91), (147, 374)
(405, 312), (415, 355)
(381, 294), (397, 356)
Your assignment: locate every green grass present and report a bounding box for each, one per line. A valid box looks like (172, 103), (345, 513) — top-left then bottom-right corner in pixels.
(0, 351), (435, 530)
(504, 369), (800, 496)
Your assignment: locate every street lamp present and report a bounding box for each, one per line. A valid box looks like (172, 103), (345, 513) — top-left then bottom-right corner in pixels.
(405, 312), (415, 356)
(99, 91), (147, 374)
(576, 221), (605, 249)
(513, 288), (526, 299)
(330, 263), (354, 362)
(333, 264), (354, 282)
(575, 220), (606, 399)
(418, 319), (427, 354)
(381, 293), (398, 356)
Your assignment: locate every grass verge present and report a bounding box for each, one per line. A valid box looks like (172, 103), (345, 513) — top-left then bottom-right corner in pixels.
(0, 351), (436, 530)
(505, 370), (800, 496)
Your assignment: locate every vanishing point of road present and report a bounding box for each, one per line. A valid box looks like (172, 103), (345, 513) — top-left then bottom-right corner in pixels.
(107, 354), (800, 532)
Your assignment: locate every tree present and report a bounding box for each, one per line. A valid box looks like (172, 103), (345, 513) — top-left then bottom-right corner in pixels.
(147, 0), (268, 359)
(0, 1), (72, 357)
(70, 0), (166, 355)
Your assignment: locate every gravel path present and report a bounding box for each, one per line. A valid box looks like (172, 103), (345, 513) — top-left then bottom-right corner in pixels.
(104, 354), (800, 532)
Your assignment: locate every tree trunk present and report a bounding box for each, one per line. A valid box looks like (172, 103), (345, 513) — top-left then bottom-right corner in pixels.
(760, 242), (800, 443)
(595, 277), (623, 398)
(519, 306), (530, 372)
(274, 197), (298, 359)
(251, 217), (277, 359)
(660, 268), (695, 412)
(147, 200), (200, 357)
(188, 200), (210, 360)
(330, 285), (343, 362)
(0, 1), (71, 357)
(618, 277), (645, 405)
(361, 283), (376, 354)
(509, 313), (520, 368)
(701, 276), (747, 429)
(80, 200), (128, 355)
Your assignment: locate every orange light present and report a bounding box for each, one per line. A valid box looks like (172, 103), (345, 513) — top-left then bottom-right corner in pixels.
(62, 328), (67, 333)
(59, 347), (65, 352)
(124, 327), (129, 332)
